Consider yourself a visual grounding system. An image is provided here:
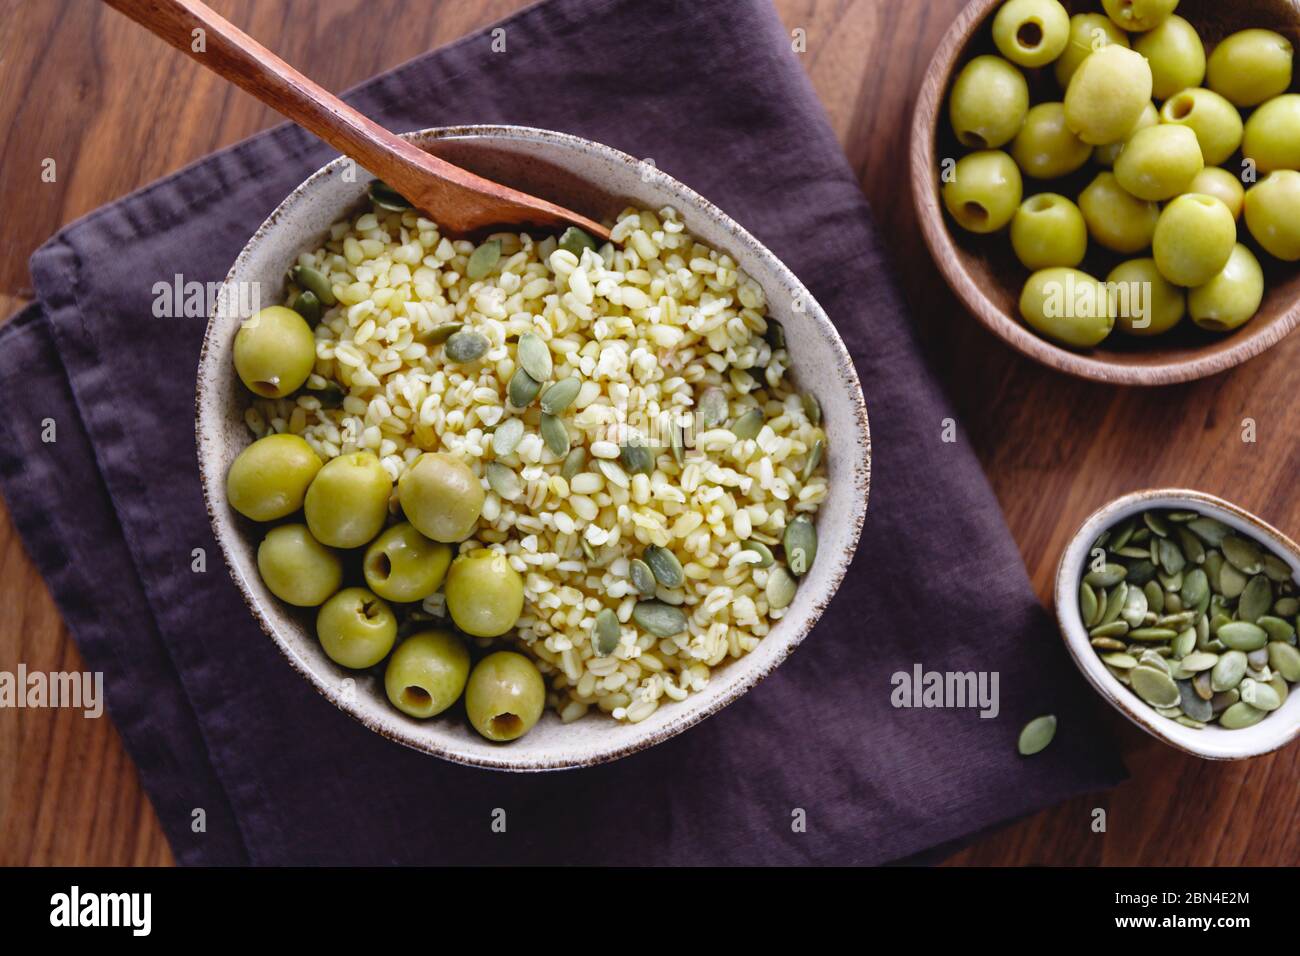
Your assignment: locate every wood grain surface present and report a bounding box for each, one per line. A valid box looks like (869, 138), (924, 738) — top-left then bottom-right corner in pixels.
(1, 0), (1296, 867)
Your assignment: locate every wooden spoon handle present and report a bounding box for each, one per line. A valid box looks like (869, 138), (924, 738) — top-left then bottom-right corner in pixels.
(100, 0), (611, 239)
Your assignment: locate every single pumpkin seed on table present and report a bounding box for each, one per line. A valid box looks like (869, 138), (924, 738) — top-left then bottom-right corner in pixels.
(1017, 715), (1057, 756)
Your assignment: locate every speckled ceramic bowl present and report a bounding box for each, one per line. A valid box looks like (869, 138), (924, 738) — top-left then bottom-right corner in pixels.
(196, 125), (870, 771)
(1056, 489), (1300, 760)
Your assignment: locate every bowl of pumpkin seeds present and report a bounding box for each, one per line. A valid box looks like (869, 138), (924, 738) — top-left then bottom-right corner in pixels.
(1056, 489), (1300, 760)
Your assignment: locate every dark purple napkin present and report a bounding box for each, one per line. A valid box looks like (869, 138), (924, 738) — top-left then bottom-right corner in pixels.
(0, 0), (1123, 865)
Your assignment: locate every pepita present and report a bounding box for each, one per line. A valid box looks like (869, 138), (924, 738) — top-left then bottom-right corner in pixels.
(1239, 677), (1282, 711)
(1237, 575), (1273, 623)
(558, 226), (598, 258)
(1218, 701), (1266, 729)
(444, 330), (489, 364)
(508, 368), (543, 408)
(782, 516), (818, 577)
(629, 559), (658, 597)
(420, 322), (464, 345)
(486, 462), (522, 501)
(632, 600), (688, 637)
(466, 239), (502, 281)
(1130, 665), (1180, 707)
(1017, 715), (1057, 756)
(1080, 583), (1100, 626)
(731, 408), (764, 441)
(802, 438), (824, 483)
(699, 388), (728, 428)
(743, 540), (776, 568)
(560, 447), (587, 481)
(1217, 621), (1268, 651)
(644, 545), (685, 589)
(766, 566), (798, 609)
(540, 413), (570, 456)
(517, 332), (553, 382)
(592, 608), (621, 656)
(801, 392), (821, 426)
(367, 179), (412, 211)
(290, 264), (336, 305)
(1222, 535), (1264, 575)
(540, 376), (582, 415)
(291, 290), (322, 327)
(1179, 651), (1219, 672)
(1261, 553), (1293, 583)
(620, 441), (655, 476)
(1211, 650), (1248, 692)
(1187, 516), (1229, 547)
(492, 418), (525, 456)
(1267, 641), (1300, 681)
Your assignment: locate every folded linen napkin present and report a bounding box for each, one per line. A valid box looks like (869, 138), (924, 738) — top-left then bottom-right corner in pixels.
(0, 0), (1123, 865)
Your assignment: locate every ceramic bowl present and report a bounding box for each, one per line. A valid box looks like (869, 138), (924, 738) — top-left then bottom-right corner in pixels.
(911, 0), (1300, 385)
(1055, 488), (1300, 759)
(196, 125), (871, 771)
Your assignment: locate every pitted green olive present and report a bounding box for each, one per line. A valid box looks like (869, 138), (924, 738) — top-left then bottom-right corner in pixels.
(1011, 103), (1093, 180)
(363, 522), (452, 603)
(444, 550), (525, 638)
(465, 651), (545, 742)
(233, 306), (316, 398)
(1160, 88), (1244, 167)
(1011, 194), (1087, 270)
(1055, 13), (1129, 89)
(317, 587), (397, 669)
(1094, 102), (1158, 168)
(1189, 244), (1264, 332)
(397, 452), (485, 543)
(226, 433), (321, 522)
(1186, 167), (1245, 220)
(1065, 46), (1153, 146)
(948, 55), (1029, 149)
(1079, 172), (1160, 254)
(1019, 268), (1115, 348)
(1207, 29), (1294, 108)
(992, 0), (1070, 69)
(304, 452), (393, 549)
(384, 630), (470, 718)
(1242, 94), (1300, 174)
(1153, 194), (1237, 286)
(256, 523), (342, 607)
(1101, 0), (1178, 33)
(1108, 258), (1186, 337)
(1114, 125), (1204, 201)
(943, 151), (1023, 233)
(1245, 170), (1300, 260)
(1133, 14), (1205, 100)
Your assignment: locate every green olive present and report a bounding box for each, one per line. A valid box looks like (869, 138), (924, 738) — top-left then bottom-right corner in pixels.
(1107, 258), (1186, 336)
(1101, 0), (1179, 33)
(942, 150), (1023, 233)
(1078, 172), (1160, 254)
(1114, 125), (1204, 201)
(444, 550), (525, 638)
(464, 651), (545, 742)
(1188, 244), (1264, 332)
(1011, 194), (1088, 270)
(363, 522), (452, 603)
(1019, 268), (1116, 348)
(1094, 102), (1159, 167)
(226, 433), (321, 522)
(1011, 103), (1093, 179)
(1242, 94), (1300, 175)
(948, 55), (1029, 149)
(1186, 167), (1245, 219)
(397, 452), (485, 543)
(304, 452), (392, 549)
(233, 306), (316, 399)
(1065, 45), (1154, 146)
(256, 523), (342, 607)
(992, 0), (1070, 69)
(1245, 170), (1300, 260)
(1160, 88), (1244, 167)
(1153, 194), (1237, 286)
(1134, 15), (1205, 100)
(384, 630), (470, 718)
(1055, 13), (1130, 89)
(316, 587), (397, 669)
(1207, 29), (1294, 108)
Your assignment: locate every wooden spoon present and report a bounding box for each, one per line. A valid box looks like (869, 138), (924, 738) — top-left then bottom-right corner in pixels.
(101, 0), (612, 241)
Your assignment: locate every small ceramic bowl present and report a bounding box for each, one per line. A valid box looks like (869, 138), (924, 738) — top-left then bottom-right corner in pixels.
(195, 125), (871, 771)
(911, 0), (1300, 385)
(1056, 488), (1300, 759)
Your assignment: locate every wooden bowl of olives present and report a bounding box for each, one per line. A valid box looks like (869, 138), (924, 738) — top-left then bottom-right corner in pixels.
(911, 0), (1300, 385)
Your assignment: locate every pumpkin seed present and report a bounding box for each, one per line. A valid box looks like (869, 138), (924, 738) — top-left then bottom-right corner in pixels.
(1222, 535), (1264, 575)
(1100, 582), (1128, 625)
(1155, 705), (1183, 718)
(1080, 583), (1099, 626)
(1091, 637), (1127, 651)
(1219, 701), (1266, 729)
(1157, 537), (1186, 575)
(517, 332), (553, 382)
(1106, 664), (1133, 685)
(620, 440), (655, 476)
(1187, 516), (1230, 547)
(291, 290), (322, 326)
(699, 387), (728, 428)
(1177, 680), (1213, 721)
(1211, 650), (1248, 692)
(581, 538), (598, 563)
(508, 368), (543, 408)
(1086, 564), (1128, 588)
(486, 462), (522, 501)
(1090, 620), (1130, 639)
(801, 392), (821, 426)
(1239, 678), (1282, 711)
(1179, 568), (1209, 609)
(1179, 651), (1219, 672)
(1171, 627), (1197, 659)
(1273, 597), (1300, 617)
(1128, 627), (1178, 642)
(644, 545), (685, 589)
(492, 418), (525, 456)
(420, 322), (464, 345)
(445, 330), (489, 364)
(1218, 561), (1248, 598)
(1110, 518), (1138, 550)
(731, 408), (764, 441)
(1119, 587), (1148, 629)
(783, 516), (818, 577)
(1017, 715), (1057, 756)
(466, 239), (501, 280)
(1261, 553), (1293, 583)
(1176, 716), (1207, 729)
(1100, 652), (1138, 669)
(539, 376), (582, 415)
(1114, 545), (1150, 559)
(629, 559), (657, 597)
(540, 414), (569, 456)
(1203, 550), (1224, 585)
(561, 447), (587, 481)
(632, 600), (688, 637)
(1267, 641), (1300, 681)
(670, 424), (684, 467)
(1174, 527), (1206, 565)
(1269, 673), (1290, 705)
(1130, 665), (1180, 707)
(743, 540), (776, 568)
(1217, 621), (1268, 651)
(1125, 561), (1158, 588)
(1139, 649), (1171, 673)
(1144, 512), (1170, 537)
(1144, 581), (1165, 614)
(1211, 688), (1240, 712)
(367, 179), (411, 211)
(1193, 669), (1214, 700)
(592, 608), (621, 656)
(1257, 615), (1296, 643)
(801, 438), (824, 483)
(1156, 611), (1197, 631)
(762, 319), (787, 350)
(766, 566), (798, 609)
(558, 226), (598, 258)
(1238, 575), (1273, 623)
(291, 264), (336, 305)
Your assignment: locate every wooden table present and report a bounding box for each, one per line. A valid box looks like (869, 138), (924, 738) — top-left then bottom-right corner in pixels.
(1, 0), (1296, 867)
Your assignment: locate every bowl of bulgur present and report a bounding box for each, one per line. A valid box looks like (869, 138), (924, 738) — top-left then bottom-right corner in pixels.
(196, 126), (870, 770)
